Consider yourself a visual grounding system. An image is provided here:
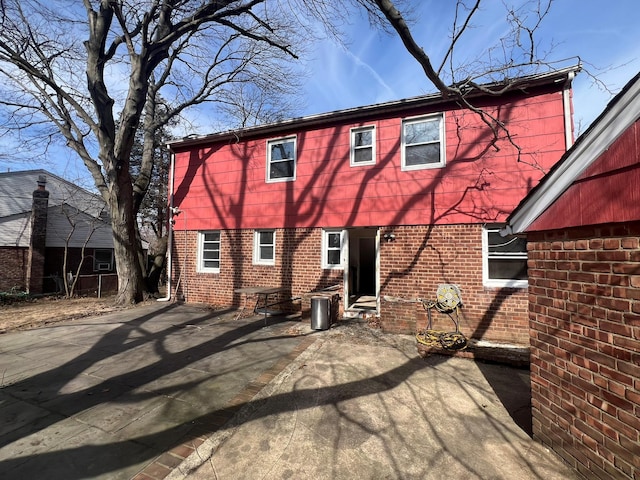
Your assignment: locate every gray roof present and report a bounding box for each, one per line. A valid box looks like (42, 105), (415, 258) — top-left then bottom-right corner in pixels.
(0, 169), (106, 219)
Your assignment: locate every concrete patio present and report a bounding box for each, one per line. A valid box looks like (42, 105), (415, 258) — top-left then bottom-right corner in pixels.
(0, 302), (580, 479)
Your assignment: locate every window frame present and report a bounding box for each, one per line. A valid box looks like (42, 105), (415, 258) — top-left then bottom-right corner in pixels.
(401, 113), (445, 171)
(266, 135), (297, 183)
(350, 125), (376, 167)
(197, 230), (221, 274)
(482, 225), (528, 288)
(322, 229), (345, 269)
(93, 249), (114, 272)
(253, 229), (276, 266)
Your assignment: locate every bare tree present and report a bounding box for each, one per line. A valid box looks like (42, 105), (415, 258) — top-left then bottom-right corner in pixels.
(0, 0), (340, 304)
(363, 0), (579, 158)
(56, 203), (107, 297)
(0, 0), (578, 305)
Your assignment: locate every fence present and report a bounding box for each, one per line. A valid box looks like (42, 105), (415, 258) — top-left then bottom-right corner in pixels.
(42, 273), (118, 298)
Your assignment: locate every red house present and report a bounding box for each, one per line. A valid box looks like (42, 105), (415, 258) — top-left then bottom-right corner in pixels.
(167, 67), (578, 345)
(505, 71), (640, 479)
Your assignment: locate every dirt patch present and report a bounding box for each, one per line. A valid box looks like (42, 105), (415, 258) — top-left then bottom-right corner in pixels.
(0, 296), (125, 334)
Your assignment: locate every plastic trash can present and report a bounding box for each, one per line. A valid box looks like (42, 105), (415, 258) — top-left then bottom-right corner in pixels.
(310, 296), (330, 330)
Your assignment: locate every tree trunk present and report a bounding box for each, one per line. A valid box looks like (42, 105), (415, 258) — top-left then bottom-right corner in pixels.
(109, 182), (144, 305)
(146, 235), (168, 294)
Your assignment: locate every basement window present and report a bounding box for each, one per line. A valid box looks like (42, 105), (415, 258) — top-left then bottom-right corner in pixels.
(253, 229), (276, 265)
(482, 225), (528, 288)
(197, 231), (221, 273)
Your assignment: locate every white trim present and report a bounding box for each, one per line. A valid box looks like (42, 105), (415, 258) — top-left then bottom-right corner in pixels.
(266, 136), (296, 183)
(253, 229), (276, 265)
(401, 113), (445, 171)
(321, 229), (345, 269)
(482, 225), (528, 289)
(506, 73), (640, 234)
(350, 126), (376, 167)
(197, 230), (221, 273)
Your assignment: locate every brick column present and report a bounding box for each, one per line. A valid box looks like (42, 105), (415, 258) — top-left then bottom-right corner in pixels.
(26, 175), (49, 294)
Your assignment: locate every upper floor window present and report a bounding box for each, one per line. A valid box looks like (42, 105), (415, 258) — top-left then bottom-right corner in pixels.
(401, 113), (445, 171)
(350, 126), (376, 166)
(254, 229), (276, 265)
(267, 136), (296, 182)
(322, 229), (345, 269)
(482, 225), (528, 288)
(94, 249), (113, 272)
(197, 231), (221, 273)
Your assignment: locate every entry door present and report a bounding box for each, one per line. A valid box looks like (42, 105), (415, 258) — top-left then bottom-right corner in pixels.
(358, 237), (376, 295)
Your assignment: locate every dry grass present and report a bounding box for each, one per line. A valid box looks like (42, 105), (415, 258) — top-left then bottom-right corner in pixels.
(0, 295), (122, 334)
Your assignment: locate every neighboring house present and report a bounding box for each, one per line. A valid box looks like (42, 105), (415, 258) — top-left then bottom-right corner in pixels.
(504, 72), (640, 479)
(0, 169), (115, 294)
(167, 67), (578, 344)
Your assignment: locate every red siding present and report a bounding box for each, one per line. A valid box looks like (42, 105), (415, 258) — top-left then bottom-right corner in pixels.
(530, 119), (640, 231)
(172, 90), (566, 232)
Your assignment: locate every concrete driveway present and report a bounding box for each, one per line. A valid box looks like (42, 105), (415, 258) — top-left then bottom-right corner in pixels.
(0, 302), (580, 479)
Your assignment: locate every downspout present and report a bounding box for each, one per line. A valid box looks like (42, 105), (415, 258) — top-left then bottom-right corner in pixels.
(562, 70), (576, 151)
(158, 149), (176, 302)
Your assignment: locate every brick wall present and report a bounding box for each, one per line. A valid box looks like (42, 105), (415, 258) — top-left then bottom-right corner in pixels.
(379, 224), (529, 342)
(172, 223), (529, 344)
(172, 228), (343, 309)
(0, 247), (28, 292)
(528, 223), (640, 480)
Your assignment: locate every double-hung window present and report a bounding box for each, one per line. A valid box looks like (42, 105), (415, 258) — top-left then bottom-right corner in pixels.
(350, 126), (375, 166)
(254, 229), (276, 265)
(322, 229), (345, 269)
(401, 113), (445, 170)
(482, 225), (528, 288)
(267, 136), (296, 182)
(197, 231), (221, 273)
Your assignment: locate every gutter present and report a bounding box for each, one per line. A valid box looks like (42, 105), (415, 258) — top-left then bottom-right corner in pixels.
(157, 150), (176, 302)
(562, 70), (576, 150)
(169, 66), (581, 150)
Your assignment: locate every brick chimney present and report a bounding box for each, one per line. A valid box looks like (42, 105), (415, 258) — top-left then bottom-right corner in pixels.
(26, 175), (49, 294)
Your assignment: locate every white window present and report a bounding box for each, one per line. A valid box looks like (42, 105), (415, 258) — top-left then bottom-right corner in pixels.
(322, 229), (345, 269)
(94, 249), (113, 271)
(482, 225), (528, 288)
(197, 231), (221, 273)
(350, 126), (376, 166)
(401, 113), (445, 170)
(254, 230), (276, 265)
(267, 136), (296, 182)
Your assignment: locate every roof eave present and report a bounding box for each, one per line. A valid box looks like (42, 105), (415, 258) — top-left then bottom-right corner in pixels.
(505, 70), (640, 235)
(168, 66), (580, 150)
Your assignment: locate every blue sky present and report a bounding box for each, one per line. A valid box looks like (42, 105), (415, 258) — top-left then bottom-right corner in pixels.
(1, 1), (639, 181)
(303, 1), (640, 134)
